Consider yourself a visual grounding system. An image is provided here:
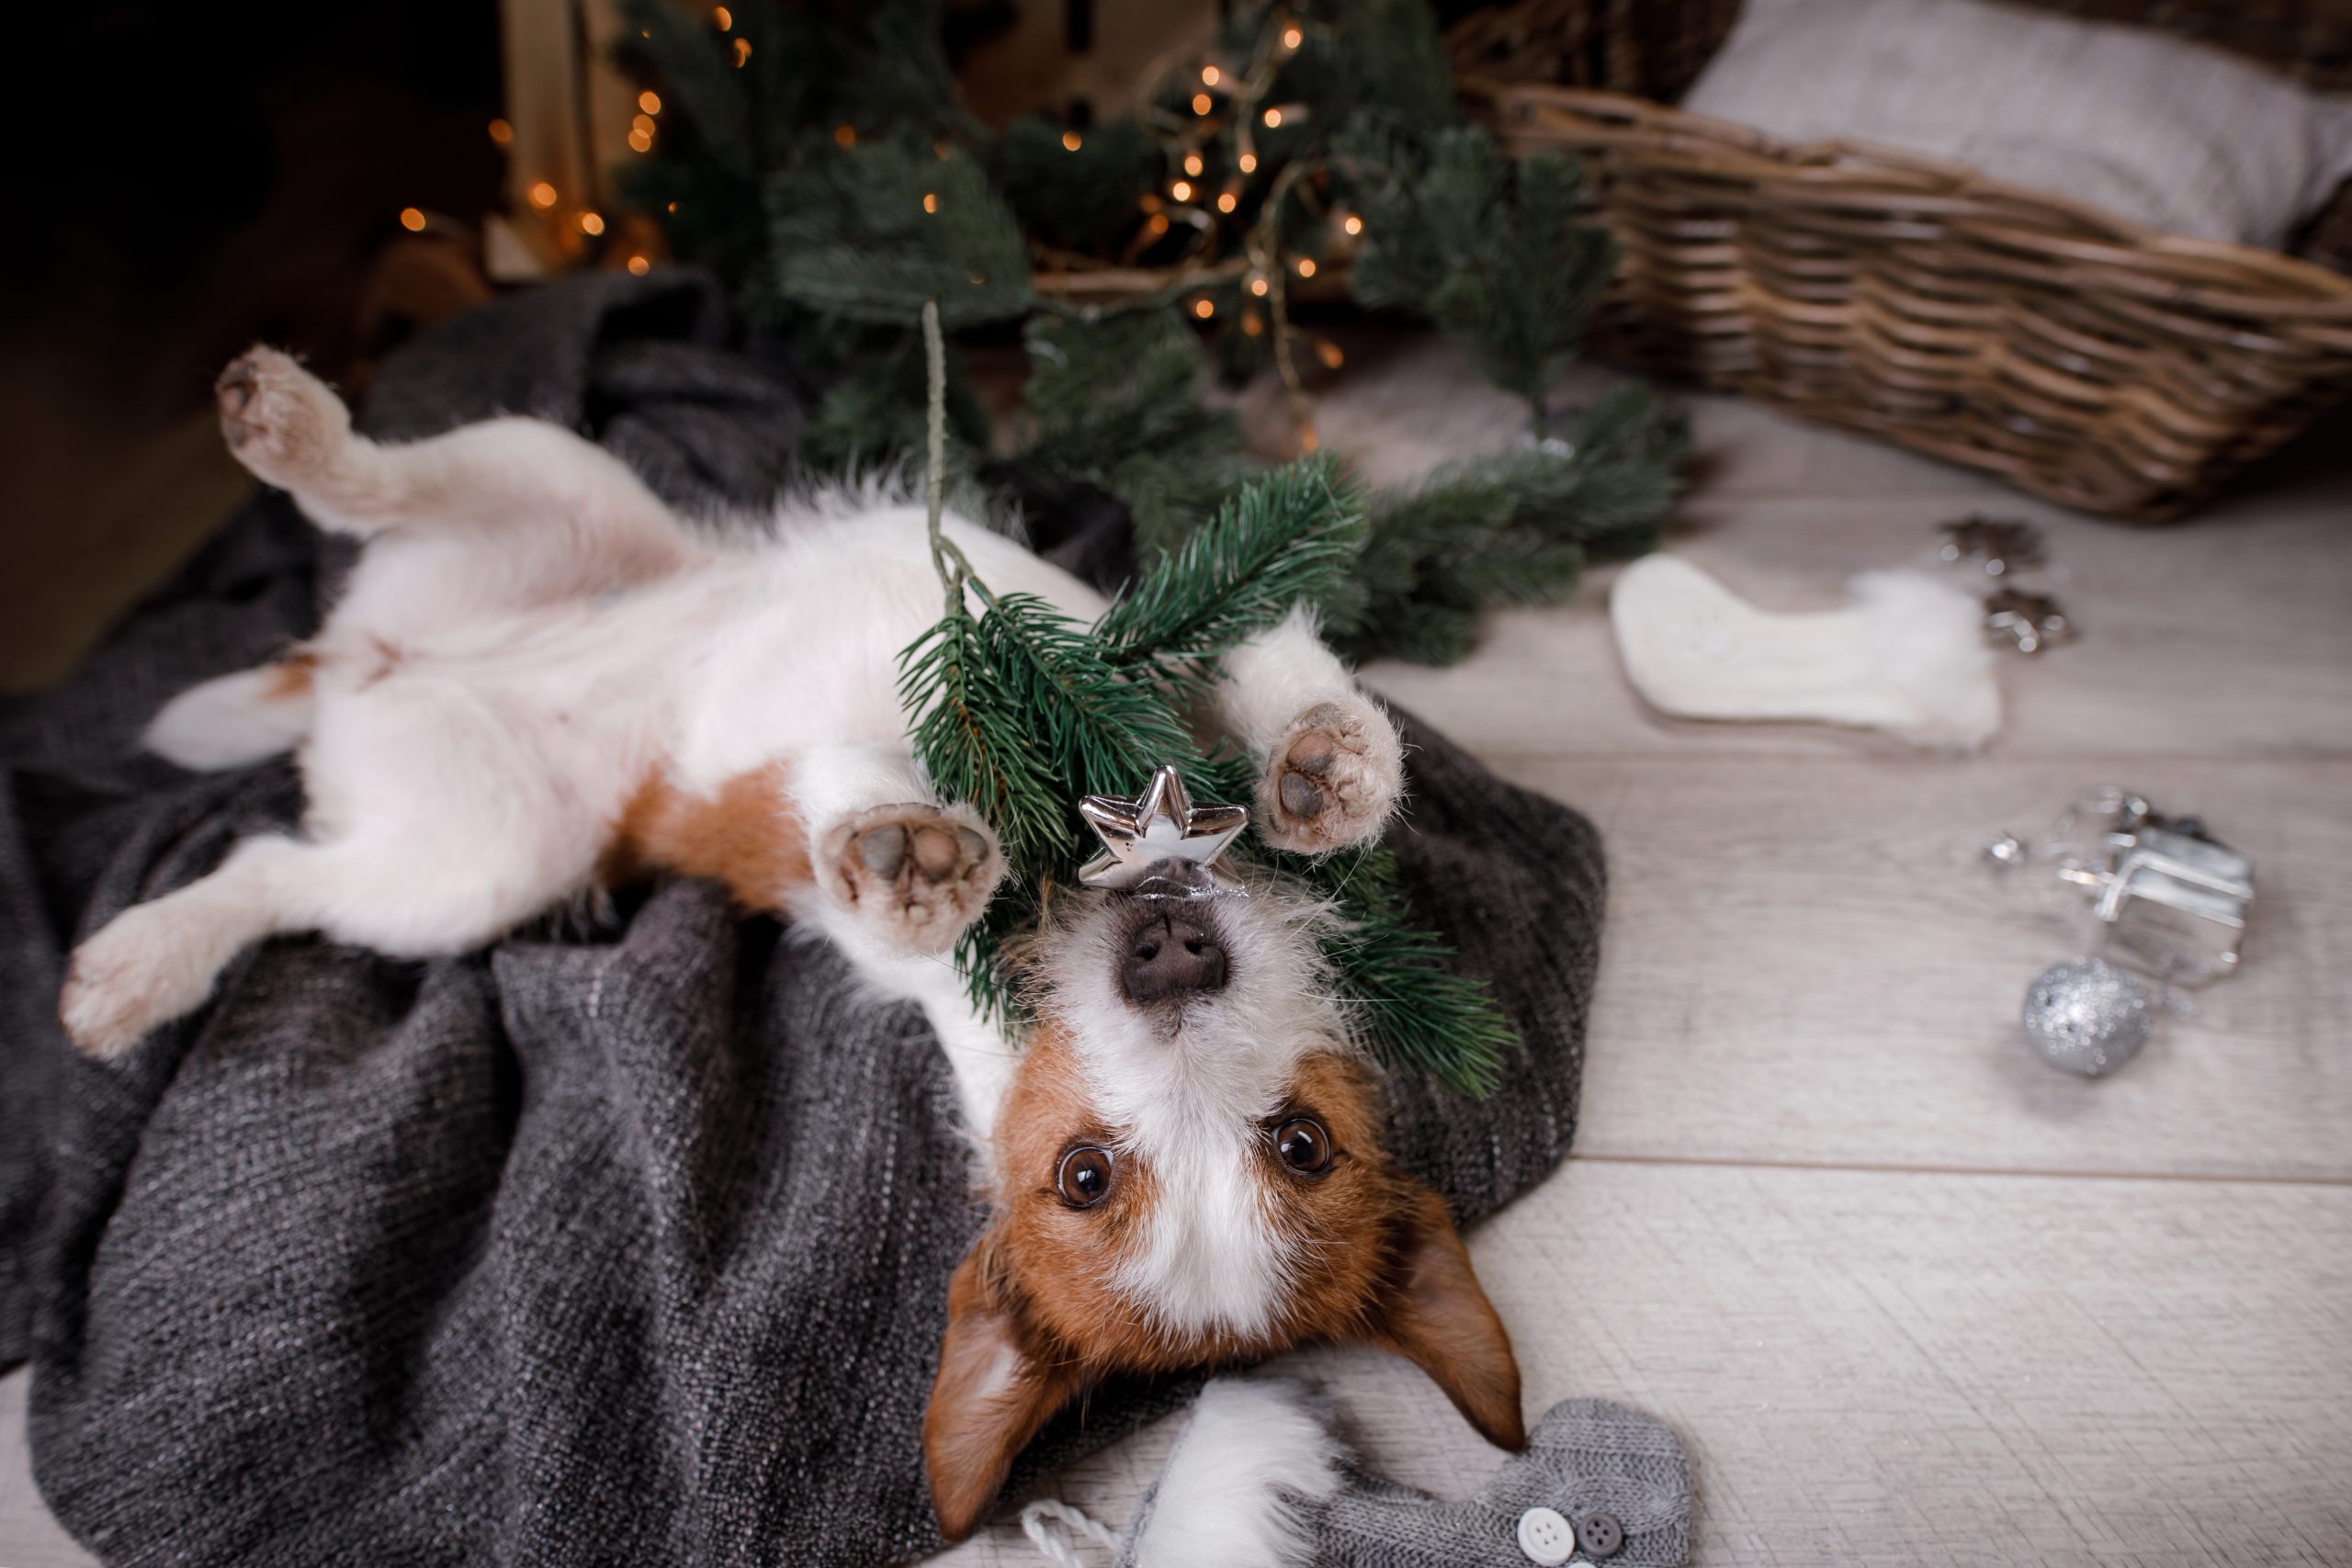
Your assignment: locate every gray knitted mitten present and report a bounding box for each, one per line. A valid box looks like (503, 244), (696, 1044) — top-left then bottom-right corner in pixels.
(1027, 1379), (1692, 1568)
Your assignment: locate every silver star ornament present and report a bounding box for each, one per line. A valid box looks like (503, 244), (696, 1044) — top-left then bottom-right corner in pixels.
(1078, 765), (1249, 897)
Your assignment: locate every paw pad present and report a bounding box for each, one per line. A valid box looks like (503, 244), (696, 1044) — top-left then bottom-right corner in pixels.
(824, 806), (1001, 954)
(1259, 700), (1402, 854)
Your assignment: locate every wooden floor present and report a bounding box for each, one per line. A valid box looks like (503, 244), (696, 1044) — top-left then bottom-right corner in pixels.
(5, 342), (2348, 1565)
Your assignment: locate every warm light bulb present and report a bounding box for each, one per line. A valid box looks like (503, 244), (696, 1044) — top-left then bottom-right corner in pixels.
(834, 124), (856, 147)
(1183, 152), (1204, 176)
(1242, 310), (1263, 336)
(628, 129), (653, 152)
(528, 181), (559, 209)
(1283, 26), (1304, 49)
(1216, 191), (1238, 213)
(732, 37), (752, 64)
(399, 207), (426, 231)
(1193, 297), (1215, 319)
(1238, 152), (1258, 174)
(1295, 256), (1316, 276)
(1263, 107), (1283, 128)
(1249, 276), (1269, 296)
(628, 254), (650, 276)
(1343, 214), (1363, 235)
(633, 113), (656, 136)
(1170, 180), (1193, 202)
(922, 191), (938, 213)
(1299, 423), (1318, 452)
(1062, 130), (1082, 152)
(639, 90), (662, 115)
(1317, 341), (1344, 368)
(1192, 93), (1213, 115)
(1147, 213), (1170, 236)
(579, 211), (605, 235)
(487, 118), (514, 145)
(1201, 65), (1221, 86)
(713, 5), (731, 26)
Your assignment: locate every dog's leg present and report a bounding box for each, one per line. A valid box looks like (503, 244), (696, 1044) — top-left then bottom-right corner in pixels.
(60, 828), (571, 1059)
(1217, 604), (1404, 855)
(790, 745), (1005, 960)
(786, 745), (1019, 1133)
(143, 658), (317, 771)
(213, 345), (696, 590)
(762, 747), (1013, 1129)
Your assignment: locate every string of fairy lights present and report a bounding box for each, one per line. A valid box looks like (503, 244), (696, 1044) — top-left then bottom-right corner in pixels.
(1082, 8), (1368, 451)
(414, 5), (1361, 442)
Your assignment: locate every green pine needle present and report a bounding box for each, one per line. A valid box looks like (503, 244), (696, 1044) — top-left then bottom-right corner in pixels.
(1096, 455), (1367, 688)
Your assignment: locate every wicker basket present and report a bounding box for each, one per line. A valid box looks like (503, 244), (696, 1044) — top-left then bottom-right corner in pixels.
(1472, 82), (2352, 518)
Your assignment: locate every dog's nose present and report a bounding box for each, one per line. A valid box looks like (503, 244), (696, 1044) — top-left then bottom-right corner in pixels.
(1119, 910), (1228, 1002)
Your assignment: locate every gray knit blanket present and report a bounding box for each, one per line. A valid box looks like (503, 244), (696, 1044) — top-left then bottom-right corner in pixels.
(0, 271), (1603, 1567)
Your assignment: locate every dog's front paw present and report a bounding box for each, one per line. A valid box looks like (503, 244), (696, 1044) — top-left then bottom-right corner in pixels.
(819, 804), (1003, 954)
(1257, 698), (1404, 855)
(59, 907), (212, 1060)
(217, 345), (352, 489)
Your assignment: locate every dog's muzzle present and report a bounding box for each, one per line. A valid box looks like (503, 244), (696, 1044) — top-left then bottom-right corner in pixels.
(1116, 901), (1229, 1003)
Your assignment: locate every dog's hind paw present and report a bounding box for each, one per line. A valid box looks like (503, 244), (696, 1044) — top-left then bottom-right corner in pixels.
(819, 804), (1003, 955)
(59, 906), (217, 1059)
(1256, 698), (1404, 856)
(217, 345), (352, 490)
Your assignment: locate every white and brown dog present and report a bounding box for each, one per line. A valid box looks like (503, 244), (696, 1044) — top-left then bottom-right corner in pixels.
(59, 348), (1523, 1540)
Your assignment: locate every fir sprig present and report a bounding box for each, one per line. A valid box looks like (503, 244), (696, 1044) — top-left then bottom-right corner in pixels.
(1096, 456), (1366, 691)
(1344, 126), (1621, 440)
(898, 423), (1516, 1090)
(1296, 843), (1510, 1096)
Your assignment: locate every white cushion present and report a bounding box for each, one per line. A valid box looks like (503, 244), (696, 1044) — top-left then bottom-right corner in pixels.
(1683, 0), (2352, 250)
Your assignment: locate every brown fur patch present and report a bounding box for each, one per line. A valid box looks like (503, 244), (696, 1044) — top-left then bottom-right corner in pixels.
(925, 1027), (1524, 1537)
(978, 1032), (1502, 1374)
(262, 649), (319, 699)
(600, 762), (809, 914)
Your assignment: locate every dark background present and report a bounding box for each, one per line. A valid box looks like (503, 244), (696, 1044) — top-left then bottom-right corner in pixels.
(2, 1), (507, 692)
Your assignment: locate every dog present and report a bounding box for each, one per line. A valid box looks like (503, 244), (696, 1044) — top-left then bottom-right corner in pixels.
(59, 347), (1524, 1540)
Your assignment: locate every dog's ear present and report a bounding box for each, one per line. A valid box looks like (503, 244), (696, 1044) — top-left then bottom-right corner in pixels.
(1365, 1181), (1525, 1450)
(924, 1238), (1086, 1541)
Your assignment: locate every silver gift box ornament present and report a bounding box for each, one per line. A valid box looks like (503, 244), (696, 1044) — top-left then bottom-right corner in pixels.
(2055, 807), (2255, 985)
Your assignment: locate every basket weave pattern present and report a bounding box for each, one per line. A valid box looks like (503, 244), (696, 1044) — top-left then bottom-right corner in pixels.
(1480, 85), (2352, 518)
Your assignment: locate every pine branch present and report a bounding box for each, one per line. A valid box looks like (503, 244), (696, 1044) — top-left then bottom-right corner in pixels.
(1274, 841), (1512, 1095)
(1095, 456), (1366, 687)
(770, 141), (1033, 328)
(1012, 309), (1251, 556)
(899, 602), (1071, 866)
(1344, 125), (1620, 438)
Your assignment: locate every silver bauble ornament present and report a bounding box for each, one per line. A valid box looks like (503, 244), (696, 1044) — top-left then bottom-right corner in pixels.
(2022, 958), (2153, 1077)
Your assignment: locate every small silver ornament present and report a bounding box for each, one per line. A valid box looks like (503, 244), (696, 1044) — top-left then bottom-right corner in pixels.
(1937, 515), (2045, 577)
(1077, 765), (1249, 898)
(1984, 587), (2074, 655)
(2022, 958), (2153, 1077)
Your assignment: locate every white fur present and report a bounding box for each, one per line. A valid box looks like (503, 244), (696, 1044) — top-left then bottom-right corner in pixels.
(1610, 553), (2002, 749)
(146, 666), (316, 771)
(1126, 1379), (1345, 1568)
(1035, 883), (1350, 1345)
(64, 350), (1415, 1348)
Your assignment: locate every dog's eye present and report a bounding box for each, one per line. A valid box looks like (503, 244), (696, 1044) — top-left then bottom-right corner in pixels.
(1056, 1145), (1114, 1208)
(1272, 1117), (1332, 1175)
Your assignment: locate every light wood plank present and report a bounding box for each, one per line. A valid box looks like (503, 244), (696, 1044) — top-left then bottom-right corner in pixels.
(938, 1161), (2352, 1567)
(1476, 755), (2352, 1181)
(1278, 337), (2352, 762)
